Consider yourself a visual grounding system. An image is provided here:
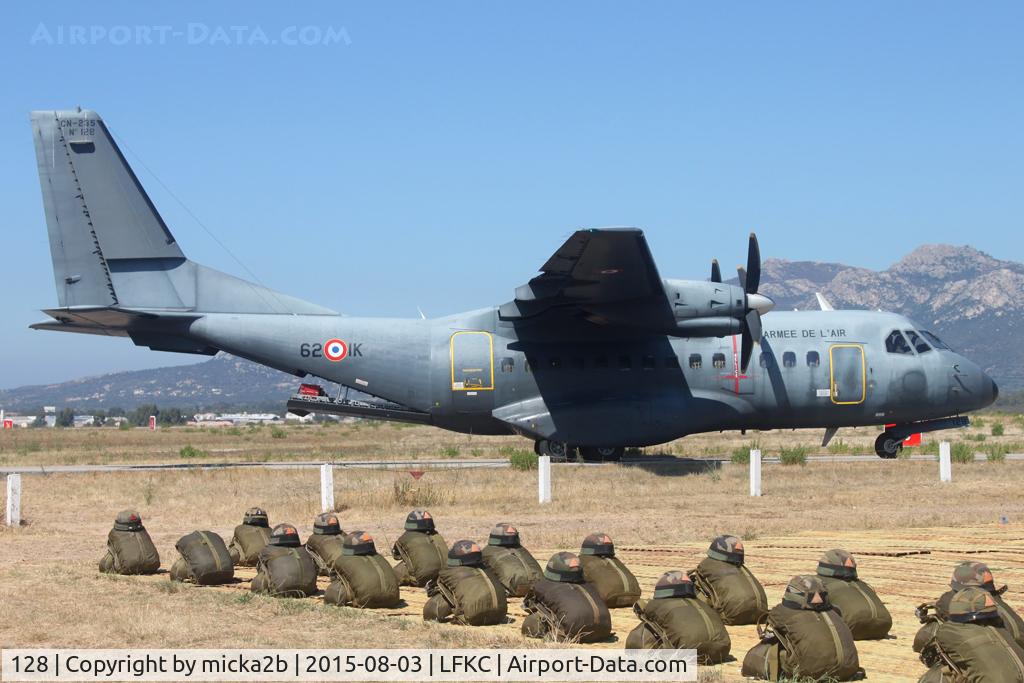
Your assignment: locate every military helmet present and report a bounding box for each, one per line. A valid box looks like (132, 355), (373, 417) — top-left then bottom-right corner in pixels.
(544, 552), (584, 583)
(405, 509), (436, 532)
(268, 523), (301, 547)
(242, 507), (269, 527)
(313, 513), (342, 536)
(113, 509), (144, 532)
(342, 531), (376, 556)
(488, 523), (522, 547)
(950, 561), (996, 593)
(782, 575), (831, 611)
(948, 587), (1000, 624)
(448, 540), (484, 567)
(817, 549), (858, 580)
(707, 535), (745, 565)
(581, 533), (615, 557)
(653, 571), (697, 599)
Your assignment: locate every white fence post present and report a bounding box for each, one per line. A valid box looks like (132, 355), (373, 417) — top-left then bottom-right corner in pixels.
(538, 455), (552, 504)
(320, 463), (335, 512)
(939, 442), (952, 482)
(750, 449), (762, 497)
(6, 474), (21, 527)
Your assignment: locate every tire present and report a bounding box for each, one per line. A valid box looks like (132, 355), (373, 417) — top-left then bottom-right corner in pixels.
(579, 446), (625, 462)
(537, 440), (570, 461)
(875, 432), (902, 459)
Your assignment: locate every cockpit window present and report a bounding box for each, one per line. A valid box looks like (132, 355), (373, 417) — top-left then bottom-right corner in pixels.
(921, 330), (950, 350)
(885, 330), (913, 355)
(905, 330), (932, 354)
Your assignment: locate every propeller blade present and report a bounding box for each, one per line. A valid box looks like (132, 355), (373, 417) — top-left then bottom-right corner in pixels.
(736, 266), (747, 291)
(745, 309), (763, 342)
(740, 326), (754, 373)
(745, 232), (761, 293)
(710, 259), (722, 283)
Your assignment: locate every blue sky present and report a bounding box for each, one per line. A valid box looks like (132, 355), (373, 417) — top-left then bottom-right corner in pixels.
(1, 2), (1022, 388)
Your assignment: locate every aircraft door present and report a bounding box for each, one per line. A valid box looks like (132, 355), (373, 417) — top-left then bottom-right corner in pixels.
(450, 331), (495, 413)
(829, 344), (866, 404)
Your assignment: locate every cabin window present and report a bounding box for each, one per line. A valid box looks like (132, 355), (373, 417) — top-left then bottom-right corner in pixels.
(759, 352), (771, 368)
(712, 353), (726, 369)
(665, 355), (680, 369)
(642, 355), (656, 370)
(806, 351), (820, 367)
(885, 330), (913, 355)
(618, 355), (632, 370)
(595, 355), (609, 369)
(905, 330), (932, 354)
(500, 357), (514, 373)
(783, 351), (796, 368)
(921, 330), (950, 350)
(689, 354), (702, 370)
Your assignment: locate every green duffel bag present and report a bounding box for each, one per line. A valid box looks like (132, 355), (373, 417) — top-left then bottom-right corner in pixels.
(481, 523), (543, 597)
(741, 639), (782, 681)
(521, 553), (612, 644)
(426, 542), (507, 626)
(933, 588), (1024, 682)
(689, 536), (767, 625)
(770, 577), (861, 681)
(170, 530), (234, 585)
(323, 532), (400, 608)
(228, 507), (271, 566)
(251, 523), (318, 598)
(391, 510), (448, 587)
(579, 533), (641, 608)
(936, 561), (1024, 648)
(626, 571), (731, 664)
(99, 510), (161, 575)
(817, 550), (892, 640)
(305, 513), (345, 576)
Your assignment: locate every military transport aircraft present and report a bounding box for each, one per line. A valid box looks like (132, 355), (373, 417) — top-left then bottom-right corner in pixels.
(29, 109), (998, 460)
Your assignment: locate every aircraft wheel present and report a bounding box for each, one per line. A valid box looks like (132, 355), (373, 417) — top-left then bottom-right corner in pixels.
(536, 440), (570, 461)
(875, 433), (902, 459)
(579, 446), (625, 462)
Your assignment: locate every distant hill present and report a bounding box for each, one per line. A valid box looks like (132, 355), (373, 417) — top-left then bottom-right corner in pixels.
(0, 354), (338, 413)
(1, 243), (1022, 413)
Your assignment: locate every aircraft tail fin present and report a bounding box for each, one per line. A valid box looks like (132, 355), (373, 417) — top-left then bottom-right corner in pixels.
(30, 109), (335, 321)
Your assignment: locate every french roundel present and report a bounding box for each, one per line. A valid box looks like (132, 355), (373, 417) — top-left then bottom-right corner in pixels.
(324, 338), (348, 362)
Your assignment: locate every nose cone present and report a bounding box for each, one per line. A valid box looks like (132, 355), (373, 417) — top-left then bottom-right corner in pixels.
(746, 293), (775, 315)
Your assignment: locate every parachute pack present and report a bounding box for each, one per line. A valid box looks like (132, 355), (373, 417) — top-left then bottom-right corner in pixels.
(625, 571), (731, 663)
(579, 533), (641, 608)
(170, 530), (234, 585)
(305, 513), (345, 576)
(926, 587), (1024, 682)
(816, 549), (892, 640)
(423, 541), (507, 626)
(323, 532), (400, 608)
(228, 507), (271, 566)
(741, 576), (861, 682)
(521, 553), (612, 643)
(250, 524), (318, 598)
(391, 511), (448, 587)
(98, 510), (161, 575)
(690, 536), (768, 625)
(481, 523), (543, 597)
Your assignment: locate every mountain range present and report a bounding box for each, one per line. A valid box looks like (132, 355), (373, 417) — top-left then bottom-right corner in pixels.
(1, 243), (1020, 413)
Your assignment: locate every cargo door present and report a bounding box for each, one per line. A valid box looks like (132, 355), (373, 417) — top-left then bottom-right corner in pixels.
(450, 331), (495, 413)
(829, 344), (865, 404)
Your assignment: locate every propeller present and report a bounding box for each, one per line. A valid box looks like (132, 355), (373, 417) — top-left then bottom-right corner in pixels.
(710, 259), (722, 283)
(736, 233), (772, 372)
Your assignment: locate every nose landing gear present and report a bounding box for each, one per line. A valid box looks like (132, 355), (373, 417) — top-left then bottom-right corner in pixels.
(874, 432), (903, 459)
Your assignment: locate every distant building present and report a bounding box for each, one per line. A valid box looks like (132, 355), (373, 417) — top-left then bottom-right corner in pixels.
(44, 406), (56, 428)
(192, 412), (281, 425)
(72, 415), (96, 427)
(285, 412), (314, 423)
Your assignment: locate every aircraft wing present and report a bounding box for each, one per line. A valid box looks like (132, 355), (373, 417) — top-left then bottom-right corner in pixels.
(498, 228), (673, 330)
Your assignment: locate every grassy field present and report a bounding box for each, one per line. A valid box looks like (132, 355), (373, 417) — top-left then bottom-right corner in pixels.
(2, 421), (1024, 681)
(3, 410), (1024, 467)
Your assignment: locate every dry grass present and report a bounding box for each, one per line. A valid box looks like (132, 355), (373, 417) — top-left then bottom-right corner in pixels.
(2, 424), (1024, 681)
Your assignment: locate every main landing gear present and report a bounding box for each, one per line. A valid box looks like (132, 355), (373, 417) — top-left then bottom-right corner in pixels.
(874, 432), (903, 459)
(533, 440), (625, 462)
